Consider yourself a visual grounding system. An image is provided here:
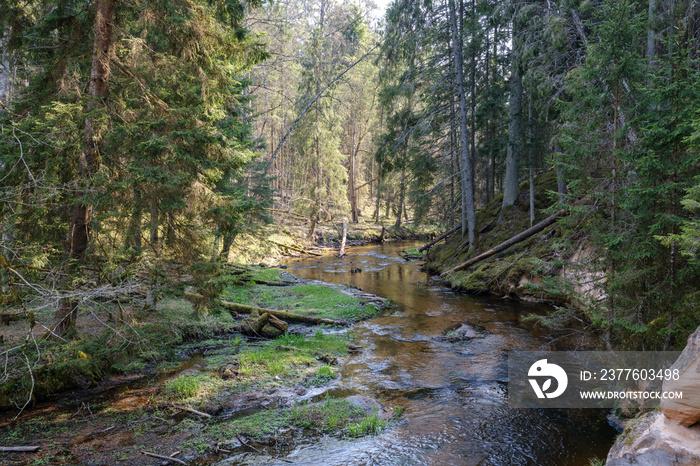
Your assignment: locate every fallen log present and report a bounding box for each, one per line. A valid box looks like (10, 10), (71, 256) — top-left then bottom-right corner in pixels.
(268, 314), (289, 333)
(269, 239), (322, 256)
(253, 279), (295, 287)
(418, 226), (460, 252)
(241, 312), (269, 336)
(0, 446), (40, 452)
(440, 209), (567, 277)
(275, 345), (301, 352)
(220, 301), (348, 326)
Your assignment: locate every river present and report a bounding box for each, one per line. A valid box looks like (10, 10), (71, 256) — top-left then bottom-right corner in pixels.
(277, 241), (616, 465)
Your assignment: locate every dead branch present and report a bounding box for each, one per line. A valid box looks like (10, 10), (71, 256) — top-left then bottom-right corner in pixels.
(141, 451), (187, 465)
(268, 239), (322, 256)
(176, 405), (212, 418)
(418, 226), (459, 252)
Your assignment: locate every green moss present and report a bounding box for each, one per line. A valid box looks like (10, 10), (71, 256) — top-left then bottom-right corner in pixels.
(224, 282), (378, 322)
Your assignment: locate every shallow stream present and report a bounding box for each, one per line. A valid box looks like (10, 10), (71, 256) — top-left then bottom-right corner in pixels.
(278, 241), (616, 465)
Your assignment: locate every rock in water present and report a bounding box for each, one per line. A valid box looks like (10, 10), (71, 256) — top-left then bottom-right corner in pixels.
(661, 327), (700, 427)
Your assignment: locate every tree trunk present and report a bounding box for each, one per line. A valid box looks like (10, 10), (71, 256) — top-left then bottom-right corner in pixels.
(395, 168), (406, 228)
(52, 299), (77, 338)
(554, 142), (567, 202)
(348, 125), (359, 223)
(149, 195), (158, 244)
(221, 234), (235, 259)
(70, 0), (114, 260)
(307, 202), (320, 242)
(647, 0), (657, 70)
(528, 99), (535, 226)
(449, 0), (477, 248)
(339, 218), (347, 257)
(127, 189), (142, 250)
(501, 59), (522, 212)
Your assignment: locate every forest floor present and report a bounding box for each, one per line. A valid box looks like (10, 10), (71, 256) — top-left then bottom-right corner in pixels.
(0, 266), (399, 465)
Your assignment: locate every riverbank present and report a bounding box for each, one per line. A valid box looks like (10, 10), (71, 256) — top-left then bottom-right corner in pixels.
(227, 214), (439, 265)
(0, 266), (397, 465)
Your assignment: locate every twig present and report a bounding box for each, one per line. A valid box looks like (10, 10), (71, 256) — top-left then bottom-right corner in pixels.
(236, 434), (262, 453)
(176, 406), (211, 418)
(141, 451), (187, 465)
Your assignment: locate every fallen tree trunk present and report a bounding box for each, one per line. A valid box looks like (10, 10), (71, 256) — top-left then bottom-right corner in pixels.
(269, 239), (322, 256)
(220, 301), (348, 326)
(241, 312), (269, 336)
(418, 226), (459, 252)
(440, 209), (567, 277)
(0, 446), (40, 452)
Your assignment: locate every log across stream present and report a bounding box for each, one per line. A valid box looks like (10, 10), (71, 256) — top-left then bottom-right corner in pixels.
(279, 241), (616, 465)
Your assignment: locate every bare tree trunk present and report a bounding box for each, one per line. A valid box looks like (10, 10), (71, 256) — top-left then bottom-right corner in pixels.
(484, 28), (492, 203)
(348, 126), (358, 222)
(647, 0), (657, 70)
(127, 189), (142, 249)
(501, 61), (522, 212)
(69, 0), (114, 259)
(338, 218), (347, 257)
(56, 0), (114, 338)
(150, 196), (158, 244)
(554, 142), (567, 202)
(307, 202), (320, 242)
(395, 169), (406, 228)
(528, 99), (535, 226)
(449, 0), (477, 249)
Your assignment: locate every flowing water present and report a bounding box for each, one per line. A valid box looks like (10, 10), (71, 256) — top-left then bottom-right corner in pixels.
(277, 241), (616, 465)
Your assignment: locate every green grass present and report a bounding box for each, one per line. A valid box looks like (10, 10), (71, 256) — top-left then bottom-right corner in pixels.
(304, 364), (337, 387)
(190, 397), (373, 446)
(164, 373), (219, 400)
(230, 333), (349, 387)
(347, 409), (387, 437)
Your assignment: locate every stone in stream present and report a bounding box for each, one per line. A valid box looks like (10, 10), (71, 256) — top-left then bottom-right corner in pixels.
(345, 395), (388, 418)
(438, 323), (483, 342)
